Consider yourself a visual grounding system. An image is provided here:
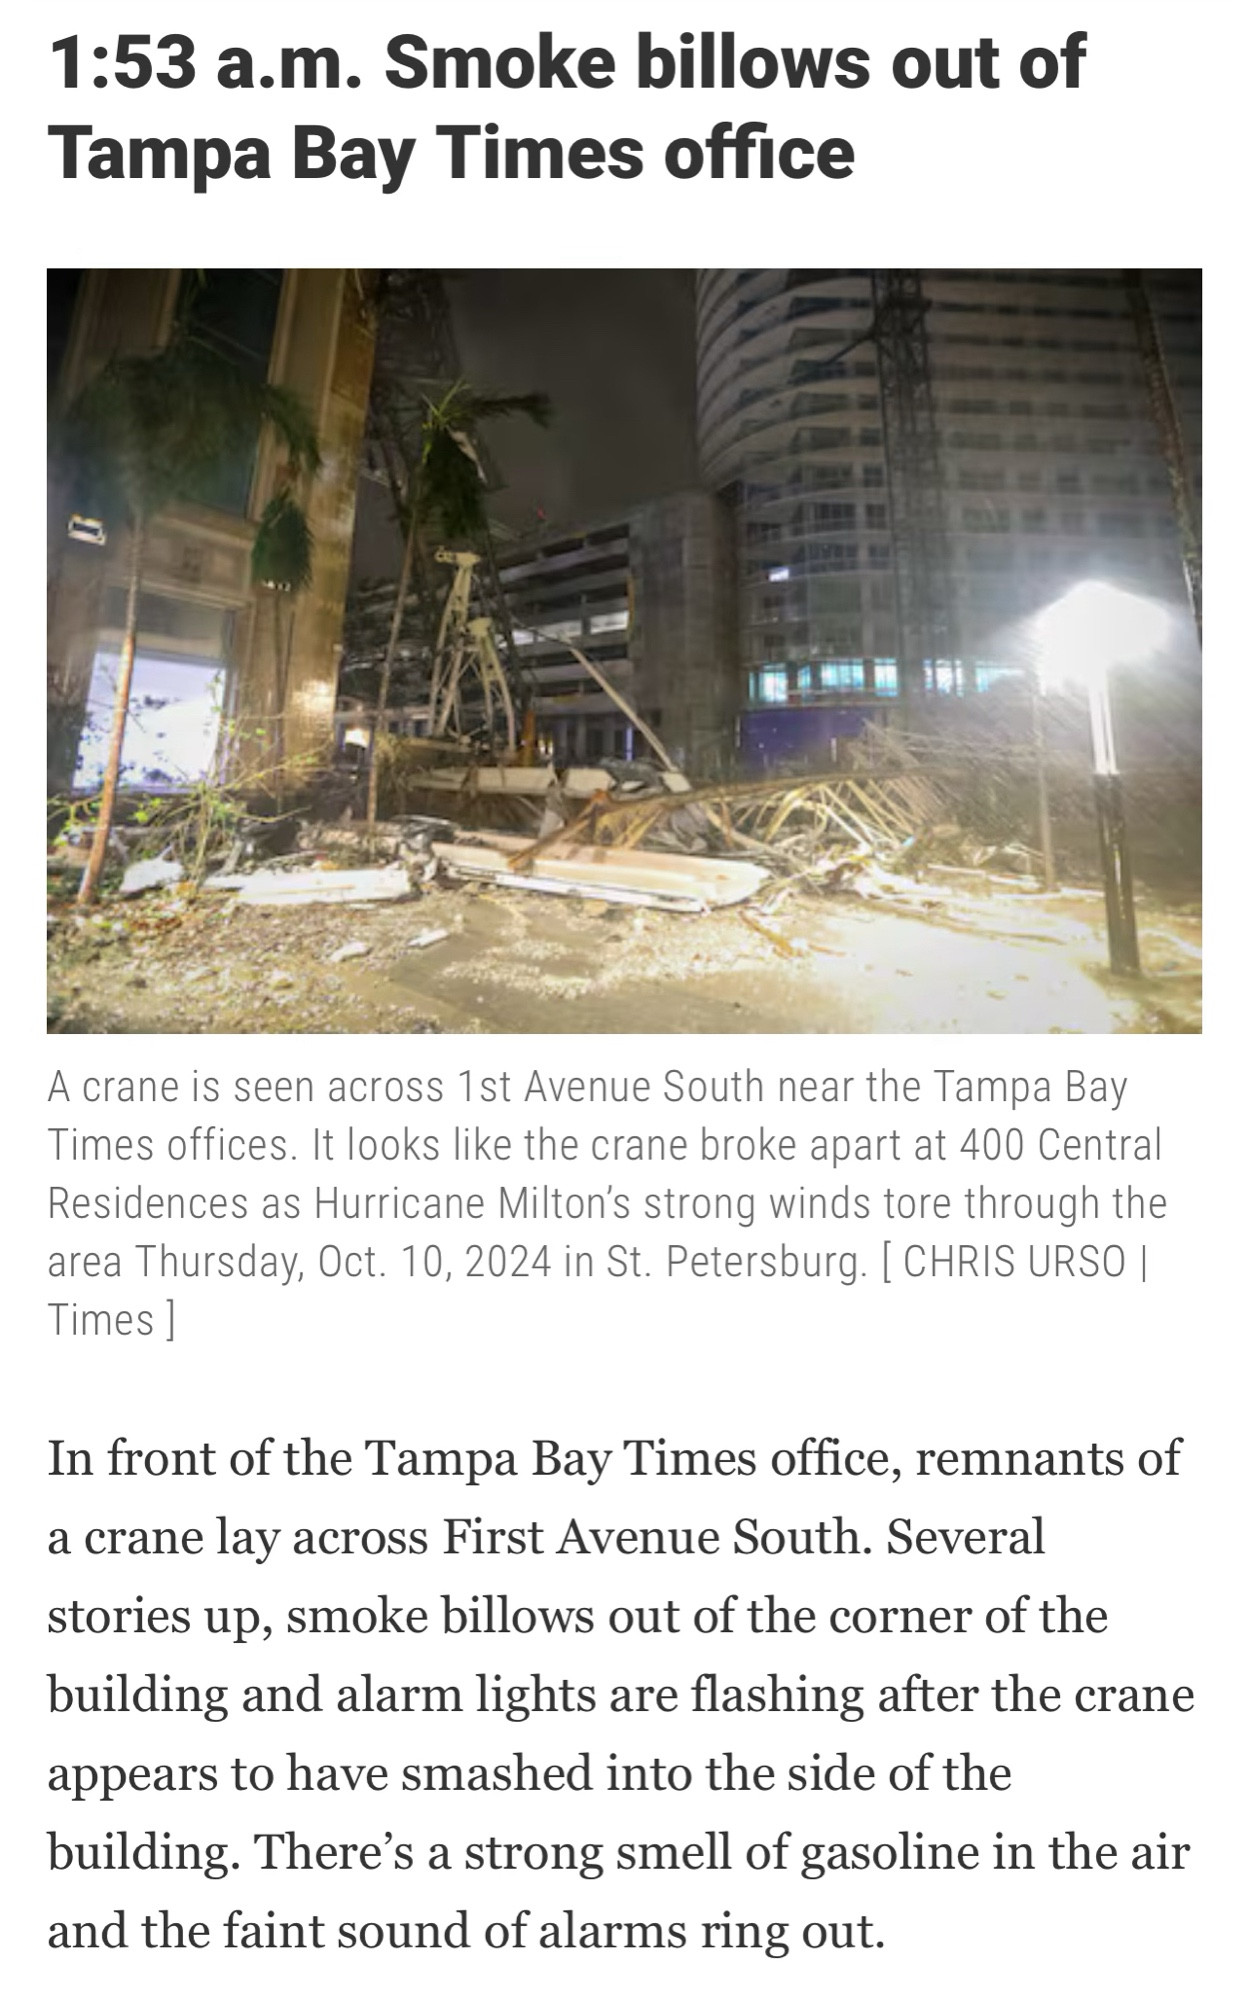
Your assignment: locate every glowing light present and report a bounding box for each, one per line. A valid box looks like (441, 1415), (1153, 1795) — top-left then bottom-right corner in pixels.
(1035, 581), (1168, 694)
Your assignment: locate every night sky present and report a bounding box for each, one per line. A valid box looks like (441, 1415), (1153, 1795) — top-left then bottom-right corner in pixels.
(353, 269), (699, 574)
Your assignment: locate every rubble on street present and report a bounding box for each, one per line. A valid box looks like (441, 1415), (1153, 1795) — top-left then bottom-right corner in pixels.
(47, 753), (1203, 1036)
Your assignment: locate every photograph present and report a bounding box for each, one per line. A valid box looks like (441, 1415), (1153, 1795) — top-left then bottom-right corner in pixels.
(46, 266), (1202, 1034)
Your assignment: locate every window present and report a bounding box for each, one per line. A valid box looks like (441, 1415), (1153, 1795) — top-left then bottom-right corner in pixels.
(806, 464), (855, 490)
(589, 608), (628, 634)
(824, 543), (859, 573)
(974, 663), (1023, 693)
(75, 648), (226, 792)
(752, 667), (789, 704)
(865, 503), (888, 529)
(177, 269), (282, 515)
(872, 659), (899, 696)
(796, 426), (852, 451)
(820, 659), (865, 691)
(862, 465), (885, 488)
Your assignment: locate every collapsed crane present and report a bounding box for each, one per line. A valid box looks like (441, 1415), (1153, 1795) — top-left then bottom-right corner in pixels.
(1125, 271), (1202, 640)
(870, 270), (958, 698)
(784, 271), (957, 703)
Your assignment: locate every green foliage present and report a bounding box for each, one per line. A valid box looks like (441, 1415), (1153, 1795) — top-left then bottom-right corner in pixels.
(416, 381), (552, 542)
(55, 328), (321, 532)
(251, 491), (315, 591)
(138, 779), (250, 884)
(118, 736), (318, 885)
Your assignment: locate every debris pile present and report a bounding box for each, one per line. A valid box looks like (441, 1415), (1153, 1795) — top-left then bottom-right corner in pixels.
(48, 739), (958, 921)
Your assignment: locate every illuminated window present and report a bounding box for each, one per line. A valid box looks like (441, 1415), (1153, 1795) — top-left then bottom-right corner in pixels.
(873, 659), (899, 696)
(767, 565), (791, 582)
(752, 667), (789, 704)
(76, 650), (225, 791)
(589, 609), (629, 633)
(820, 659), (865, 691)
(926, 661), (965, 696)
(974, 663), (1023, 693)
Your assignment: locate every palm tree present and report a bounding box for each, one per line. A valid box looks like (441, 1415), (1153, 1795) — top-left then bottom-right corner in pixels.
(364, 377), (551, 839)
(250, 483), (316, 781)
(57, 330), (320, 903)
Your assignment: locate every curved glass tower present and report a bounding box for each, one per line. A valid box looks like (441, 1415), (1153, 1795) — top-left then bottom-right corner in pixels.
(697, 269), (1200, 738)
(698, 270), (899, 711)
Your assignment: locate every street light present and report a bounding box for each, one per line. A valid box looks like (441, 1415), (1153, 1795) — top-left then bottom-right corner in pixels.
(1035, 581), (1169, 976)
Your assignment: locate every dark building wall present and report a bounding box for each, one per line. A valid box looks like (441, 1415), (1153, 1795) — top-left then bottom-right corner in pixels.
(48, 269), (375, 793)
(630, 490), (738, 774)
(495, 489), (738, 776)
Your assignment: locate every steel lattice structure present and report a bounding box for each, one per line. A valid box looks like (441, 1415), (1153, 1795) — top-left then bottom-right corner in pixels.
(870, 270), (957, 699)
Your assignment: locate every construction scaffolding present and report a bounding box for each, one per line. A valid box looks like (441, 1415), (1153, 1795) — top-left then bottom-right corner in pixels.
(1125, 271), (1202, 640)
(870, 270), (957, 699)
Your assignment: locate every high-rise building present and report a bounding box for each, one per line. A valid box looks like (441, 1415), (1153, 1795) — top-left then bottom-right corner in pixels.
(48, 269), (375, 795)
(496, 490), (737, 772)
(697, 269), (1200, 754)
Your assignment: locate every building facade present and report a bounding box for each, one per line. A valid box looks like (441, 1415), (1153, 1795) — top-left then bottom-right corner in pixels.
(697, 269), (1201, 751)
(498, 488), (738, 773)
(48, 268), (375, 795)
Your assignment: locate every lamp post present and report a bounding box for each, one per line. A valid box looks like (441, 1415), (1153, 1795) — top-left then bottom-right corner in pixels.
(1029, 667), (1057, 894)
(1035, 581), (1169, 978)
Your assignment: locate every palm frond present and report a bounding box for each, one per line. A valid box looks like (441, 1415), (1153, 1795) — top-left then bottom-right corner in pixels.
(421, 423), (489, 539)
(54, 331), (322, 529)
(251, 493), (315, 591)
